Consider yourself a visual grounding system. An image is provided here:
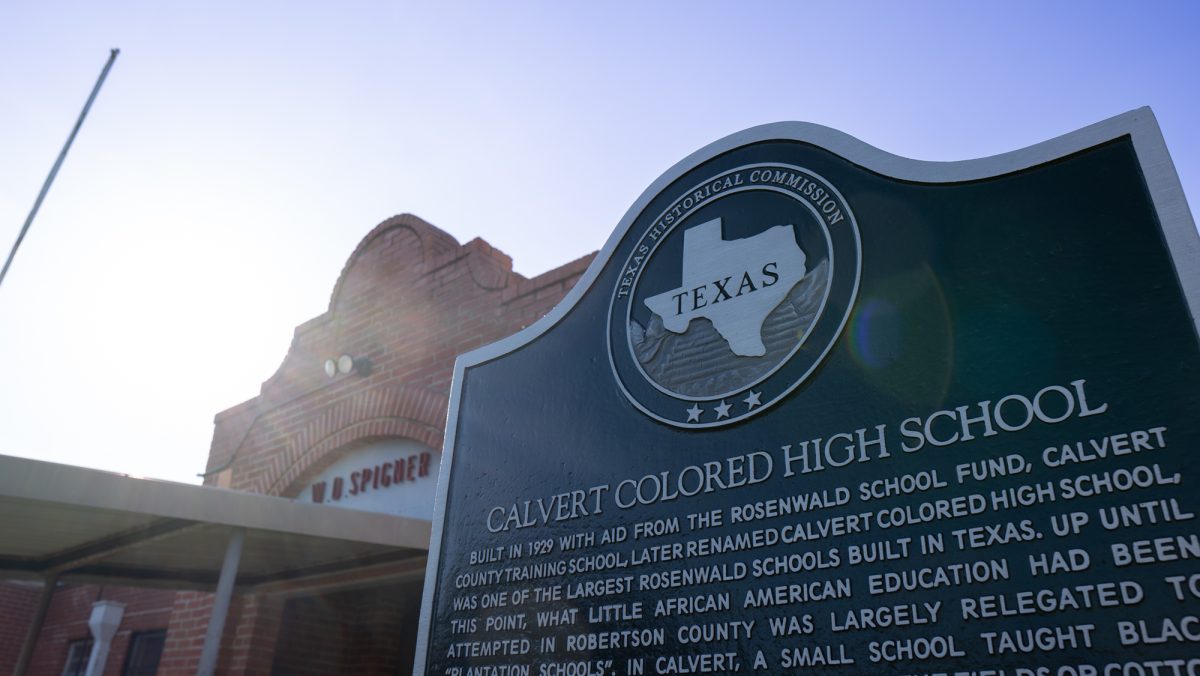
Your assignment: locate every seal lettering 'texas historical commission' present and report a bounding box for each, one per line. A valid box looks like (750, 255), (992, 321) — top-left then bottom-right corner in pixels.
(607, 164), (862, 428)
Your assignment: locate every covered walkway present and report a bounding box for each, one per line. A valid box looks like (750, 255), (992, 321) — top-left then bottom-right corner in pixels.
(0, 454), (431, 675)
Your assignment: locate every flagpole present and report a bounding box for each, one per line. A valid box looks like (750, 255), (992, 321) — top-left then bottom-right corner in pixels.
(0, 48), (120, 290)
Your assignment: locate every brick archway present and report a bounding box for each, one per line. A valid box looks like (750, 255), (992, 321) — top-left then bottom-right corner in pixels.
(260, 385), (448, 497)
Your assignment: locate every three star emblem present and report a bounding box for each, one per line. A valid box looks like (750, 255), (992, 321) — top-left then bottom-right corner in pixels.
(685, 391), (761, 423)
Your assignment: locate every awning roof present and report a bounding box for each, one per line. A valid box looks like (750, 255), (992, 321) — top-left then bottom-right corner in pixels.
(0, 454), (431, 589)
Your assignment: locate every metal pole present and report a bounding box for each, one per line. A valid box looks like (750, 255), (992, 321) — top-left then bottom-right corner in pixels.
(0, 48), (119, 290)
(196, 527), (244, 676)
(12, 573), (59, 676)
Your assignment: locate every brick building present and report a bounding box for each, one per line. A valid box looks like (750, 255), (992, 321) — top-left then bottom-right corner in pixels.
(0, 214), (592, 675)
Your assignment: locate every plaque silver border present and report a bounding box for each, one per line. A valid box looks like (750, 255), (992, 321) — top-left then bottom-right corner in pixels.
(413, 107), (1199, 673)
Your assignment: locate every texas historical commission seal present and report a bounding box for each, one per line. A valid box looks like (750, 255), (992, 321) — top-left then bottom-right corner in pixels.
(607, 163), (862, 428)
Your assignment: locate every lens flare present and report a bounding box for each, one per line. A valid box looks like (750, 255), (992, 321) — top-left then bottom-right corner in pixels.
(846, 265), (954, 408)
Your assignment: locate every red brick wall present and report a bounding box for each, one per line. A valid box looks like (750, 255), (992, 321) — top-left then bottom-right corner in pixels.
(0, 582), (39, 667)
(158, 591), (214, 675)
(99, 588), (177, 676)
(227, 592), (284, 675)
(21, 585), (90, 676)
(201, 214), (593, 498)
(2, 583), (176, 676)
(155, 214), (592, 674)
(158, 589), (257, 676)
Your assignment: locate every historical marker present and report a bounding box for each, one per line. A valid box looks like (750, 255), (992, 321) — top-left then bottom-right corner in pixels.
(416, 109), (1200, 675)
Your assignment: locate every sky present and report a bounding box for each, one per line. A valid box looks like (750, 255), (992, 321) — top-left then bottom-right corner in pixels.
(1, 1), (1198, 485)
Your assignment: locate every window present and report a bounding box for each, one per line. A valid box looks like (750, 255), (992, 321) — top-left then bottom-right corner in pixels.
(122, 630), (166, 676)
(61, 639), (92, 676)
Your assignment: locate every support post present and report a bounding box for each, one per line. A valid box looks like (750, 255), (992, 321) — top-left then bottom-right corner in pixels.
(196, 527), (245, 676)
(11, 573), (58, 676)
